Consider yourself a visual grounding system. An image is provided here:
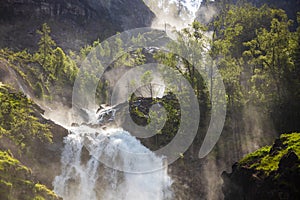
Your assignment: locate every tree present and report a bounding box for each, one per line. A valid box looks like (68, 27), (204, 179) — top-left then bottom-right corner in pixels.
(36, 23), (56, 80)
(138, 70), (154, 98)
(154, 21), (209, 98)
(243, 9), (294, 104)
(53, 47), (66, 79)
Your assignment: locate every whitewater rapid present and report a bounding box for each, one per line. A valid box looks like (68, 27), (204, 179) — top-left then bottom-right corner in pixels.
(53, 109), (173, 200)
(144, 0), (202, 30)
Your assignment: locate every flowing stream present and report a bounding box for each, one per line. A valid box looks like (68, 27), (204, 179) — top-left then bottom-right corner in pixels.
(53, 107), (173, 200)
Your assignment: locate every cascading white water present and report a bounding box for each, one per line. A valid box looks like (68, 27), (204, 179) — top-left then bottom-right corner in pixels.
(144, 0), (202, 30)
(53, 2), (205, 199)
(53, 108), (173, 200)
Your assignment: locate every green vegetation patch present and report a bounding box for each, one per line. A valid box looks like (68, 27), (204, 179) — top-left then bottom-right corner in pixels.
(239, 133), (300, 175)
(0, 150), (60, 200)
(0, 84), (53, 148)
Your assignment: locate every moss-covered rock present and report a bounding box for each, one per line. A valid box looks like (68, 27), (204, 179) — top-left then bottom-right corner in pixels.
(0, 150), (60, 200)
(123, 93), (180, 150)
(0, 83), (53, 147)
(0, 83), (68, 198)
(222, 133), (300, 200)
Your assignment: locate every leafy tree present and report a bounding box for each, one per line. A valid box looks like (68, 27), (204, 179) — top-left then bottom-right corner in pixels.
(154, 21), (209, 98)
(210, 4), (275, 110)
(243, 9), (294, 104)
(53, 47), (66, 79)
(36, 23), (56, 79)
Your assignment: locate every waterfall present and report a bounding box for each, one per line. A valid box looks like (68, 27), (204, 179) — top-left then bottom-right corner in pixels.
(53, 108), (173, 200)
(53, 2), (204, 199)
(144, 0), (202, 30)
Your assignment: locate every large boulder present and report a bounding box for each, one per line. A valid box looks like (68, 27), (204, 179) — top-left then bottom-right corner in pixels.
(222, 133), (300, 200)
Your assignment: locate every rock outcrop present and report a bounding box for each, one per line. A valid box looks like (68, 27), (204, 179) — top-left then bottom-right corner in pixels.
(0, 151), (61, 200)
(0, 84), (69, 193)
(0, 0), (155, 50)
(222, 133), (300, 200)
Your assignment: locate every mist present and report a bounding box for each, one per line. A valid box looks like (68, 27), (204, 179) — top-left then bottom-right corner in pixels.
(144, 0), (202, 30)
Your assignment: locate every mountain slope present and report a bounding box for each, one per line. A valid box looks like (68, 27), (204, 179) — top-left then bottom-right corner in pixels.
(0, 151), (61, 200)
(0, 83), (69, 196)
(0, 0), (155, 51)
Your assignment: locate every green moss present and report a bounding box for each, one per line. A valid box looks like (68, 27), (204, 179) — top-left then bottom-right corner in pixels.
(281, 133), (300, 157)
(0, 151), (20, 171)
(0, 150), (60, 200)
(34, 183), (58, 198)
(33, 196), (46, 200)
(239, 145), (271, 166)
(0, 179), (12, 187)
(239, 133), (300, 175)
(0, 84), (53, 148)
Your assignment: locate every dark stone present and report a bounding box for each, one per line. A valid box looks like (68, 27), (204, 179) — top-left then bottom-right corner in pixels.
(0, 0), (155, 51)
(278, 150), (299, 171)
(269, 138), (285, 155)
(71, 122), (79, 127)
(222, 137), (300, 200)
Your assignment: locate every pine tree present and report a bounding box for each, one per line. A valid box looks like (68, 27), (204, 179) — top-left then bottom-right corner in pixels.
(36, 23), (56, 77)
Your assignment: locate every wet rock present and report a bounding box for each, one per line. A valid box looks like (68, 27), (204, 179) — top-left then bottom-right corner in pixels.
(269, 138), (286, 155)
(0, 0), (155, 50)
(222, 134), (300, 200)
(71, 122), (79, 127)
(278, 150), (299, 171)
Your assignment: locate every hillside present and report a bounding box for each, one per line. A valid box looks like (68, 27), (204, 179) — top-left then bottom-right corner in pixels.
(0, 84), (68, 198)
(0, 151), (61, 200)
(0, 0), (155, 51)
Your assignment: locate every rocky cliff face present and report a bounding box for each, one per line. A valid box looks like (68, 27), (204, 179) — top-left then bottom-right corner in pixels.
(0, 0), (155, 50)
(0, 83), (69, 193)
(222, 133), (300, 200)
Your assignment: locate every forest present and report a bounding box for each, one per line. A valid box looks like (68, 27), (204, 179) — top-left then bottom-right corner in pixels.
(0, 0), (300, 199)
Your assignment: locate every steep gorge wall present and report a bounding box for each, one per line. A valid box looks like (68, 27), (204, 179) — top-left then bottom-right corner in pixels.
(0, 0), (155, 50)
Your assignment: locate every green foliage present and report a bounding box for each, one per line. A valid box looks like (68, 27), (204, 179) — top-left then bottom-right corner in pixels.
(239, 146), (271, 167)
(141, 70), (153, 84)
(239, 133), (300, 175)
(33, 196), (46, 200)
(243, 9), (294, 102)
(0, 23), (79, 101)
(154, 21), (209, 101)
(213, 4), (273, 58)
(0, 84), (52, 148)
(129, 94), (180, 148)
(207, 2), (300, 133)
(0, 150), (59, 200)
(36, 23), (57, 76)
(130, 48), (146, 66)
(0, 150), (25, 171)
(34, 24), (78, 99)
(211, 4), (276, 110)
(34, 183), (58, 197)
(34, 82), (44, 99)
